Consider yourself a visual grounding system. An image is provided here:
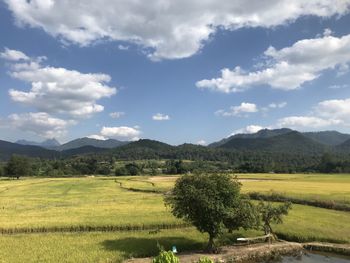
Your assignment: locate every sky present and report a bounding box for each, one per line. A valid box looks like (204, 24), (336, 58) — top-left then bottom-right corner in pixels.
(0, 1), (350, 145)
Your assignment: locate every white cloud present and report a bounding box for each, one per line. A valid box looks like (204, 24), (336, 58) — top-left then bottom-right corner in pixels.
(0, 47), (30, 61)
(276, 98), (350, 129)
(197, 140), (207, 146)
(323, 28), (333, 37)
(87, 134), (107, 140)
(328, 84), (348, 89)
(268, 102), (287, 109)
(100, 126), (141, 141)
(232, 97), (350, 132)
(2, 112), (75, 138)
(277, 116), (342, 129)
(152, 113), (170, 121)
(109, 111), (125, 119)
(118, 45), (129, 51)
(197, 33), (350, 92)
(2, 49), (117, 118)
(0, 49), (118, 139)
(315, 98), (350, 121)
(231, 125), (265, 136)
(216, 102), (257, 117)
(5, 0), (350, 60)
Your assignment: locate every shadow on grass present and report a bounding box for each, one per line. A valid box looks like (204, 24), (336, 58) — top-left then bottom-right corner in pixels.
(102, 236), (204, 258)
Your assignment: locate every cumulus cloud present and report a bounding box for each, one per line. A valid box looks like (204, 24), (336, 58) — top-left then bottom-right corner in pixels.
(0, 48), (117, 138)
(0, 47), (30, 61)
(109, 111), (125, 119)
(277, 116), (342, 129)
(216, 102), (257, 117)
(118, 45), (129, 51)
(197, 140), (207, 146)
(197, 33), (350, 92)
(231, 125), (265, 136)
(2, 112), (75, 138)
(2, 49), (117, 118)
(315, 98), (350, 121)
(233, 97), (350, 133)
(268, 102), (287, 109)
(100, 126), (141, 141)
(152, 113), (170, 121)
(323, 28), (333, 37)
(276, 98), (350, 130)
(5, 0), (350, 60)
(87, 134), (107, 140)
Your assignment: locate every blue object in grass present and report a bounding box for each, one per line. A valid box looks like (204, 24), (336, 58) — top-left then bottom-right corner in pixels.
(172, 246), (177, 253)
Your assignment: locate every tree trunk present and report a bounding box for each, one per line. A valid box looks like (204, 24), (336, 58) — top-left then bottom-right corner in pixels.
(264, 225), (271, 243)
(205, 234), (215, 253)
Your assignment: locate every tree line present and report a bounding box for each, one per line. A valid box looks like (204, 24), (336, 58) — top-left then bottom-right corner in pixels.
(2, 151), (350, 178)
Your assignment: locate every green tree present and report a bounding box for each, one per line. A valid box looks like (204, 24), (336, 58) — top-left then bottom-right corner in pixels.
(5, 155), (32, 179)
(0, 165), (4, 177)
(257, 201), (292, 240)
(224, 199), (259, 233)
(165, 173), (244, 252)
(115, 166), (128, 176)
(125, 163), (141, 175)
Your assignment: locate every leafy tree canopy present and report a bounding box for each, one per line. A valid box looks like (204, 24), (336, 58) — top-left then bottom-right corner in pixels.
(165, 173), (256, 252)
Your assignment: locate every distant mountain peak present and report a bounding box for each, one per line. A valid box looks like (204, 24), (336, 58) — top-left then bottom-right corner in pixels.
(15, 138), (60, 148)
(41, 138), (61, 147)
(209, 128), (294, 148)
(57, 137), (128, 151)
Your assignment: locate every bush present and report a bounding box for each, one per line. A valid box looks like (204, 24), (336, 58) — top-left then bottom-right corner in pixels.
(152, 250), (179, 263)
(96, 164), (111, 175)
(197, 257), (213, 263)
(115, 167), (128, 176)
(125, 163), (141, 175)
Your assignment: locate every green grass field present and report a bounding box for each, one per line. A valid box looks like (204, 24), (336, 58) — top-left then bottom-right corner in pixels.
(0, 174), (349, 262)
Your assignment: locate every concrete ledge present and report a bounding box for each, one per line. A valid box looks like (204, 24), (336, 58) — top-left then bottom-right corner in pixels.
(303, 242), (350, 256)
(126, 241), (303, 263)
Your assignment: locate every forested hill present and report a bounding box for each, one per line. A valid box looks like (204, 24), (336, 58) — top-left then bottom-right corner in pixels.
(0, 140), (59, 160)
(209, 128), (293, 148)
(56, 137), (128, 151)
(2, 129), (350, 162)
(215, 131), (328, 154)
(303, 131), (350, 146)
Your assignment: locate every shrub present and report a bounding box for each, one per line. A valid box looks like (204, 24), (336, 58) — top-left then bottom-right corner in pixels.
(115, 167), (128, 176)
(152, 250), (179, 263)
(197, 257), (214, 263)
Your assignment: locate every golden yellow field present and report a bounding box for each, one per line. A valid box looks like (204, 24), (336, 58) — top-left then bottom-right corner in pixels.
(0, 174), (349, 262)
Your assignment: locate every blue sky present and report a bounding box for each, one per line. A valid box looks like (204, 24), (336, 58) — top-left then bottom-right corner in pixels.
(1, 1), (350, 145)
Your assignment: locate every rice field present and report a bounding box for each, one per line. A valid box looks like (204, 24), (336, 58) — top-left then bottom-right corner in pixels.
(0, 173), (349, 262)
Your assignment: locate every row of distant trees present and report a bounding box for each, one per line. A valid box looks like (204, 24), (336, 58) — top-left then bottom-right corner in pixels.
(1, 152), (350, 178)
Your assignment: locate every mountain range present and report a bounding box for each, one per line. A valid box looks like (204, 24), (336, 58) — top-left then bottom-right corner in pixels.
(16, 137), (128, 151)
(208, 129), (350, 147)
(2, 129), (350, 160)
(16, 138), (61, 149)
